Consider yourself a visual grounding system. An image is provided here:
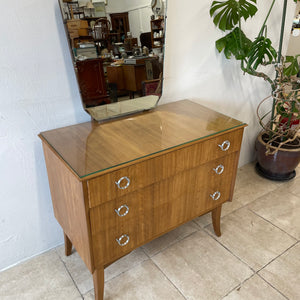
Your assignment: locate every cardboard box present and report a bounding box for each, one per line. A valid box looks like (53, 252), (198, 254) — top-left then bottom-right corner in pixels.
(78, 28), (89, 36)
(67, 19), (88, 30)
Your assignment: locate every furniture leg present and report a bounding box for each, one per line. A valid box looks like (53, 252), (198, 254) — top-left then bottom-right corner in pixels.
(212, 205), (222, 237)
(64, 232), (72, 256)
(93, 268), (104, 300)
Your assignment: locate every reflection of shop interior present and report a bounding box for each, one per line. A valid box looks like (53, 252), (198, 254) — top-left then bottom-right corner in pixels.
(287, 2), (300, 56)
(60, 0), (165, 107)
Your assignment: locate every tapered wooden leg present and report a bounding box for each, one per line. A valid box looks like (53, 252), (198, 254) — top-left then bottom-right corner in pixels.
(212, 205), (222, 237)
(93, 268), (104, 300)
(64, 232), (72, 256)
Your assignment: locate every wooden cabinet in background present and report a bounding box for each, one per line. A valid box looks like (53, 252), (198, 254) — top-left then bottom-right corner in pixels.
(110, 12), (129, 43)
(39, 100), (247, 300)
(76, 58), (110, 107)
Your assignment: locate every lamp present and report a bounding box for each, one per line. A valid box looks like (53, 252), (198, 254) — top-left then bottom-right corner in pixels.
(86, 1), (94, 17)
(86, 1), (94, 9)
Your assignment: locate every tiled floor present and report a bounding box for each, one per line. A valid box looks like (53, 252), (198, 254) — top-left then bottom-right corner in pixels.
(1, 162), (300, 300)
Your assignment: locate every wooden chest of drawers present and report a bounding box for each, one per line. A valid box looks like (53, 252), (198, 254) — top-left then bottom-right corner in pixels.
(39, 100), (246, 300)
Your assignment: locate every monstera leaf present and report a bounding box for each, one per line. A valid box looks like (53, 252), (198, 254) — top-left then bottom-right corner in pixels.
(283, 56), (300, 76)
(210, 0), (257, 31)
(216, 27), (252, 60)
(246, 36), (277, 70)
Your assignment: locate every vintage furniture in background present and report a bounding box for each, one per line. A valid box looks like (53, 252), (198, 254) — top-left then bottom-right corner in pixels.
(59, 0), (167, 121)
(39, 100), (246, 300)
(110, 12), (129, 43)
(142, 77), (161, 96)
(76, 58), (110, 106)
(151, 18), (164, 48)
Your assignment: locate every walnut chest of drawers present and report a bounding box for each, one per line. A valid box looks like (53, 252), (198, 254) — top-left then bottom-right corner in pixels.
(39, 100), (246, 300)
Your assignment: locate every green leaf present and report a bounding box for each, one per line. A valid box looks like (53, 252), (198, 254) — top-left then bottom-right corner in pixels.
(210, 0), (257, 31)
(215, 27), (252, 60)
(276, 103), (290, 118)
(246, 36), (277, 70)
(283, 56), (300, 76)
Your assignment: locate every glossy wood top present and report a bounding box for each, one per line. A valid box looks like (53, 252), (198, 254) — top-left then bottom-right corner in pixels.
(39, 100), (246, 179)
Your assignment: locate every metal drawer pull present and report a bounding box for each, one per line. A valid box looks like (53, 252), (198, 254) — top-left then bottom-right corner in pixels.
(115, 204), (129, 217)
(115, 176), (130, 190)
(210, 191), (221, 201)
(213, 164), (224, 175)
(218, 140), (230, 151)
(116, 234), (130, 247)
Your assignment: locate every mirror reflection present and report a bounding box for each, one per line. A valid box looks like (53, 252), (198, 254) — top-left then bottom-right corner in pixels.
(59, 0), (166, 121)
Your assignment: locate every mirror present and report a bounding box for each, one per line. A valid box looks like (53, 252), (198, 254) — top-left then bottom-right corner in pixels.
(58, 0), (167, 122)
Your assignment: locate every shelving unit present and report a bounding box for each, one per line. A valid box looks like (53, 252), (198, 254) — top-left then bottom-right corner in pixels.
(150, 18), (164, 49)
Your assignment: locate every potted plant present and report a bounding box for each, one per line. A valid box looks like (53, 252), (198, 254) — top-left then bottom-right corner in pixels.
(210, 0), (300, 180)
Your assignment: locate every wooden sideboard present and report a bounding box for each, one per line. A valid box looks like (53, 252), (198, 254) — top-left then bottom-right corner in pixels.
(39, 100), (246, 300)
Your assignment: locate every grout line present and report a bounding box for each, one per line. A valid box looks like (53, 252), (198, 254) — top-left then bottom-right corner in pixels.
(257, 241), (299, 272)
(257, 273), (290, 300)
(220, 241), (299, 299)
(202, 226), (256, 273)
(54, 248), (84, 299)
(248, 208), (299, 241)
(221, 273), (257, 298)
(203, 221), (299, 299)
(150, 258), (188, 300)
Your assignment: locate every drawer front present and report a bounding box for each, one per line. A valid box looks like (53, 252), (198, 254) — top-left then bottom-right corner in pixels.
(87, 128), (244, 208)
(90, 152), (239, 266)
(90, 186), (155, 266)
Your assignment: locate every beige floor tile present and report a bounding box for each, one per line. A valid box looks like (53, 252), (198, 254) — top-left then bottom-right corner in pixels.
(247, 188), (300, 240)
(286, 175), (300, 198)
(206, 208), (296, 271)
(0, 250), (81, 300)
(56, 246), (93, 295)
(56, 246), (148, 294)
(142, 220), (199, 257)
(259, 243), (300, 300)
(152, 230), (253, 300)
(232, 163), (279, 206)
(222, 274), (286, 300)
(83, 260), (185, 300)
(104, 248), (149, 282)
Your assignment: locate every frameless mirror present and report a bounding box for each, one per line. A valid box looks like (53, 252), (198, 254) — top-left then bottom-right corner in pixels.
(58, 0), (167, 122)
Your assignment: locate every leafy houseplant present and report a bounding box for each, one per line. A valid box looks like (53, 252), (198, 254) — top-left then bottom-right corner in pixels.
(210, 0), (300, 180)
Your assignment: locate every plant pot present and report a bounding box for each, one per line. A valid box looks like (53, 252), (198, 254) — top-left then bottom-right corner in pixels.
(255, 131), (300, 181)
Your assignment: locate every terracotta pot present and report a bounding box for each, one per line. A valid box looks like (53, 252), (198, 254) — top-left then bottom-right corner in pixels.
(255, 131), (300, 181)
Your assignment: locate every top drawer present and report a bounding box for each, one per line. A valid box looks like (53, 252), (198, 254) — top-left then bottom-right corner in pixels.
(87, 128), (244, 207)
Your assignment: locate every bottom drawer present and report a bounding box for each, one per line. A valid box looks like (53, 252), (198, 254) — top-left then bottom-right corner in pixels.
(90, 152), (238, 266)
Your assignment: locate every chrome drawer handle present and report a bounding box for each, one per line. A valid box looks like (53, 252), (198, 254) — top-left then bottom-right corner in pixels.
(116, 234), (130, 247)
(210, 191), (221, 201)
(218, 140), (230, 151)
(213, 164), (224, 175)
(115, 176), (130, 190)
(115, 204), (129, 217)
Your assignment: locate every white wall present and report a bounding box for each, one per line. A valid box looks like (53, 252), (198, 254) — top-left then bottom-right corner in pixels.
(0, 0), (296, 271)
(0, 0), (90, 271)
(161, 0), (295, 166)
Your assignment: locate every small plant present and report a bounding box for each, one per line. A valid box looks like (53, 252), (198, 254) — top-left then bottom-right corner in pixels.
(210, 0), (300, 152)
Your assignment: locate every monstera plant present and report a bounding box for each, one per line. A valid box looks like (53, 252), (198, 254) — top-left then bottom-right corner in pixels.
(210, 0), (300, 181)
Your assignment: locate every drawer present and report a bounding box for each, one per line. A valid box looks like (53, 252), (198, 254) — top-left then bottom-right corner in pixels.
(90, 152), (238, 266)
(90, 186), (155, 266)
(87, 128), (243, 208)
(201, 128), (244, 162)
